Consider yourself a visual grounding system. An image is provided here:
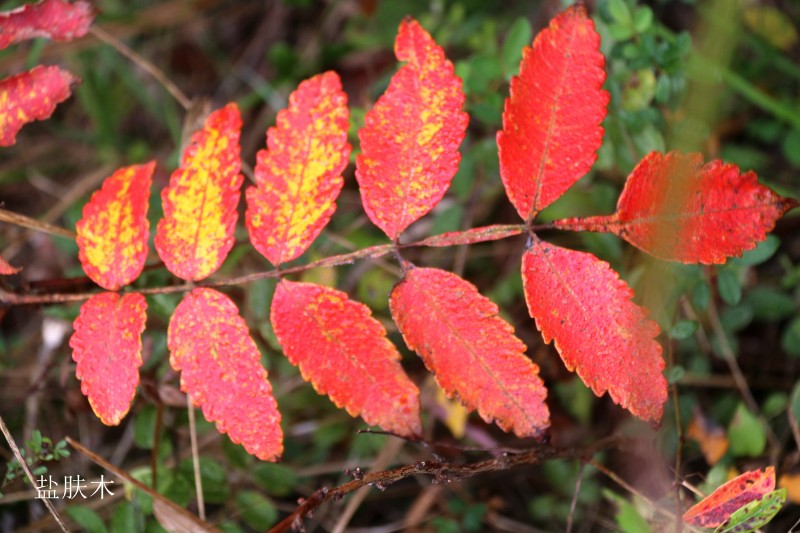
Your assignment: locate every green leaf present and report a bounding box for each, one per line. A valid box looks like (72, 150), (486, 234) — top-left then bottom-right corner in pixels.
(134, 405), (158, 449)
(608, 0), (633, 26)
(252, 463), (297, 497)
(66, 505), (108, 533)
(728, 403), (766, 457)
(693, 280), (711, 310)
(789, 380), (800, 421)
(715, 488), (787, 533)
(237, 490), (278, 530)
(717, 268), (742, 306)
(110, 502), (143, 532)
(633, 7), (653, 33)
(603, 489), (652, 533)
(178, 457), (229, 504)
(502, 17), (532, 78)
(29, 430), (43, 453)
(744, 287), (796, 322)
(783, 317), (800, 356)
(670, 320), (698, 340)
(734, 235), (780, 266)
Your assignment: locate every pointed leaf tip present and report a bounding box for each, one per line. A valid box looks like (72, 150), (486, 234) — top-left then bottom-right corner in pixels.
(168, 288), (283, 461)
(522, 240), (666, 424)
(246, 71), (350, 265)
(561, 151), (799, 264)
(70, 292), (147, 426)
(498, 4), (609, 220)
(272, 280), (421, 437)
(155, 103), (243, 281)
(0, 0), (94, 50)
(390, 267), (550, 438)
(356, 17), (468, 241)
(77, 162), (155, 290)
(0, 66), (78, 146)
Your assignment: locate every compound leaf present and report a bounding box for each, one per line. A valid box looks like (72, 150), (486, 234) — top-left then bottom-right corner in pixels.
(554, 151), (799, 264)
(168, 288), (283, 461)
(76, 162), (155, 290)
(522, 239), (666, 424)
(683, 467), (776, 528)
(0, 65), (77, 147)
(155, 103), (243, 281)
(390, 267), (550, 438)
(0, 0), (93, 50)
(246, 71), (350, 266)
(271, 280), (421, 437)
(70, 292), (147, 426)
(498, 5), (608, 221)
(356, 17), (468, 241)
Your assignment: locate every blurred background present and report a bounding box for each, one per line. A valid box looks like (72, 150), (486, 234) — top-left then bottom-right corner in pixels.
(1, 0), (799, 531)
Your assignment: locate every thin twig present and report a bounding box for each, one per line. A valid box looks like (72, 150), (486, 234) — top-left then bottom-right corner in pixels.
(565, 462), (585, 533)
(0, 415), (69, 532)
(187, 396), (205, 521)
(0, 208), (75, 240)
(269, 436), (621, 533)
(90, 26), (192, 110)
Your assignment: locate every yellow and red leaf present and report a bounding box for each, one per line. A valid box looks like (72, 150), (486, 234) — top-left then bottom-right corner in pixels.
(76, 162), (155, 290)
(355, 17), (468, 241)
(522, 239), (666, 424)
(246, 71), (350, 265)
(390, 267), (550, 438)
(168, 288), (282, 461)
(155, 103), (243, 281)
(553, 151), (799, 264)
(69, 292), (147, 426)
(0, 65), (77, 147)
(0, 0), (93, 50)
(271, 280), (421, 437)
(683, 466), (776, 528)
(497, 5), (608, 221)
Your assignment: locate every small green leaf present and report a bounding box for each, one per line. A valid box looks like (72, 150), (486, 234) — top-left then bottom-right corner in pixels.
(717, 268), (742, 306)
(603, 489), (653, 533)
(789, 380), (800, 421)
(715, 488), (787, 533)
(110, 502), (143, 532)
(608, 0), (633, 25)
(502, 17), (532, 78)
(734, 235), (780, 266)
(29, 430), (42, 453)
(744, 287), (796, 322)
(693, 281), (711, 310)
(66, 506), (108, 533)
(728, 403), (766, 457)
(134, 405), (158, 449)
(665, 365), (685, 385)
(670, 320), (698, 340)
(633, 6), (653, 33)
(237, 490), (278, 530)
(252, 463), (297, 497)
(782, 317), (800, 356)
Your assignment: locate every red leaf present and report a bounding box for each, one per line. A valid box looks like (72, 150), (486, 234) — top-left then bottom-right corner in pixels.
(271, 280), (421, 437)
(76, 162), (155, 290)
(0, 0), (93, 50)
(521, 239), (666, 424)
(0, 65), (77, 147)
(0, 256), (21, 275)
(155, 103), (243, 281)
(390, 267), (550, 438)
(497, 5), (608, 221)
(683, 467), (776, 528)
(246, 71), (350, 265)
(168, 288), (283, 461)
(553, 151), (800, 264)
(355, 17), (468, 241)
(69, 292), (147, 426)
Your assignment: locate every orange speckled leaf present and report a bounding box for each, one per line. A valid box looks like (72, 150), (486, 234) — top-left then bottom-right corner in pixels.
(522, 239), (666, 424)
(69, 292), (147, 426)
(683, 467), (776, 528)
(168, 288), (282, 461)
(76, 162), (154, 290)
(390, 267), (550, 438)
(498, 5), (608, 221)
(0, 0), (93, 50)
(155, 103), (243, 281)
(271, 280), (421, 437)
(246, 71), (350, 265)
(552, 151), (799, 264)
(0, 65), (77, 147)
(687, 409), (729, 465)
(0, 256), (21, 275)
(355, 17), (468, 241)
